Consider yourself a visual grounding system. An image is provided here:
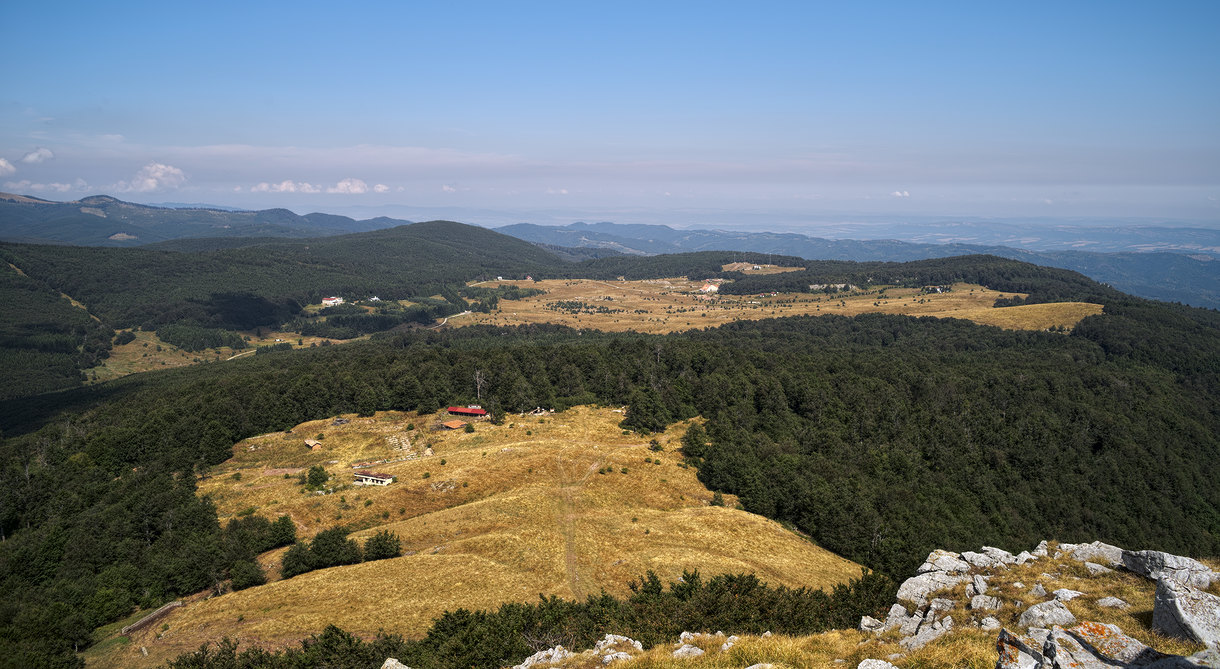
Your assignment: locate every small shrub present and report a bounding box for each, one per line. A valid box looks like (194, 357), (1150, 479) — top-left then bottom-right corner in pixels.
(440, 459), (446, 465)
(231, 472), (242, 481)
(423, 472), (431, 479)
(464, 423), (475, 433)
(230, 560), (266, 591)
(363, 499), (373, 507)
(621, 468), (628, 474)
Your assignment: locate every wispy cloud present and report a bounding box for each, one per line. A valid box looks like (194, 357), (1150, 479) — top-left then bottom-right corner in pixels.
(21, 148), (54, 164)
(890, 190), (910, 198)
(373, 183), (390, 193)
(0, 159), (15, 177)
(4, 178), (86, 193)
(251, 180), (321, 193)
(115, 162), (186, 192)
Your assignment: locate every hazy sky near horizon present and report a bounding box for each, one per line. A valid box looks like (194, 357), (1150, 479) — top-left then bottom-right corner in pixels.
(2, 1), (1218, 223)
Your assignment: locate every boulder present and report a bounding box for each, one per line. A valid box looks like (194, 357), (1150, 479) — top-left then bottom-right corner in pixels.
(381, 661), (411, 669)
(972, 574), (990, 596)
(1054, 588), (1084, 601)
(961, 550), (998, 570)
(857, 661), (899, 669)
(917, 549), (971, 574)
(602, 653), (632, 665)
(1031, 584), (1048, 598)
(1096, 596), (1130, 609)
(1032, 540), (1050, 557)
(899, 614), (952, 650)
(859, 616), (884, 633)
(1063, 540), (1125, 567)
(745, 665), (776, 669)
(996, 622), (1215, 669)
(896, 570), (967, 606)
(672, 644), (704, 658)
(594, 634), (643, 653)
(980, 616), (1001, 630)
(513, 645), (572, 669)
(1018, 599), (1077, 628)
(1152, 578), (1220, 645)
(1086, 561), (1115, 576)
(1123, 550), (1216, 589)
(970, 594), (1002, 611)
(982, 546), (1019, 565)
(1016, 550), (1036, 565)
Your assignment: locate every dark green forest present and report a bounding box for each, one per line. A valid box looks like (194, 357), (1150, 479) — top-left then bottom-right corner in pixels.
(1, 242), (1219, 667)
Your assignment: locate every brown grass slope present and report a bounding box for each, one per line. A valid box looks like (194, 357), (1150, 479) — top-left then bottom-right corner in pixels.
(95, 407), (860, 669)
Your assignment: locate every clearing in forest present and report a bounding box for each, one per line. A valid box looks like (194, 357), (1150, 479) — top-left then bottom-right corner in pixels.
(459, 279), (1103, 334)
(96, 406), (861, 669)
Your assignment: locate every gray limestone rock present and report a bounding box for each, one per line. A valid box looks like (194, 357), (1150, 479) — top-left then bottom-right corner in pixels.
(970, 574), (989, 596)
(1096, 596), (1130, 609)
(970, 594), (1002, 611)
(980, 616), (1001, 630)
(899, 615), (952, 650)
(1054, 588), (1085, 601)
(1086, 561), (1116, 576)
(1031, 583), (1048, 598)
(672, 644), (704, 658)
(982, 546), (1019, 565)
(859, 616), (884, 633)
(1016, 550), (1036, 565)
(601, 652), (632, 665)
(745, 665), (776, 669)
(1064, 541), (1125, 567)
(995, 622), (1214, 669)
(594, 634), (643, 653)
(1033, 540), (1050, 557)
(381, 660), (411, 669)
(1124, 550), (1217, 589)
(961, 550), (998, 570)
(917, 549), (971, 574)
(1018, 600), (1077, 628)
(1152, 578), (1220, 645)
(896, 570), (967, 606)
(513, 645), (572, 669)
(857, 661), (899, 669)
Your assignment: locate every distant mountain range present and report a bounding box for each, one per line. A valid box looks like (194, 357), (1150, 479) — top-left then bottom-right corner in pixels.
(0, 192), (392, 245)
(2, 192), (1217, 309)
(496, 222), (1220, 309)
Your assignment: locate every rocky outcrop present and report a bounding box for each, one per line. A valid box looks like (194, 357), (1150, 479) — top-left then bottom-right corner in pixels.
(1152, 578), (1220, 646)
(997, 623), (1220, 668)
(1018, 599), (1078, 628)
(380, 660), (411, 669)
(512, 645), (572, 669)
(1123, 550), (1217, 589)
(896, 569), (968, 606)
(672, 644), (704, 658)
(1097, 596), (1130, 609)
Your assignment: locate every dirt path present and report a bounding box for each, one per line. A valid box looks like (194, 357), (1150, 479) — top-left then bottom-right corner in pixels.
(554, 450), (601, 600)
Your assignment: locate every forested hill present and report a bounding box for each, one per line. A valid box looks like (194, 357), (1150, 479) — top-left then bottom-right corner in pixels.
(2, 285), (1219, 666)
(0, 221), (565, 328)
(0, 193), (396, 246)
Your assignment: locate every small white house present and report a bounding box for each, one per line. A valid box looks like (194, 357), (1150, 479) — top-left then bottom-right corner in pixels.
(322, 296), (345, 307)
(354, 471), (393, 486)
(699, 283), (719, 293)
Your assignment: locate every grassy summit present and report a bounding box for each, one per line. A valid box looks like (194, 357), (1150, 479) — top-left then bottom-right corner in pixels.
(90, 406), (861, 669)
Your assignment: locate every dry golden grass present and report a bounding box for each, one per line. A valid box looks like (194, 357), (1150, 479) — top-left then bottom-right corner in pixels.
(88, 328), (350, 384)
(97, 407), (861, 669)
(721, 263), (805, 274)
(457, 280), (1101, 335)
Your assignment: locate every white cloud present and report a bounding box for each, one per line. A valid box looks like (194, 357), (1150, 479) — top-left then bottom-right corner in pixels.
(0, 159), (14, 176)
(21, 148), (54, 164)
(373, 183), (390, 193)
(116, 162), (187, 192)
(890, 190), (910, 198)
(546, 187), (569, 195)
(327, 178), (369, 194)
(442, 184), (457, 193)
(4, 179), (83, 193)
(251, 179), (320, 193)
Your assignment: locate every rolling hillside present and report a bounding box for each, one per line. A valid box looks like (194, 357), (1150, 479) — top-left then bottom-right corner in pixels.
(92, 406), (861, 668)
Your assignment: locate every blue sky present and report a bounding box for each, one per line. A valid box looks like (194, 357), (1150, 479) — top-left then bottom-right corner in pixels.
(2, 1), (1217, 224)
